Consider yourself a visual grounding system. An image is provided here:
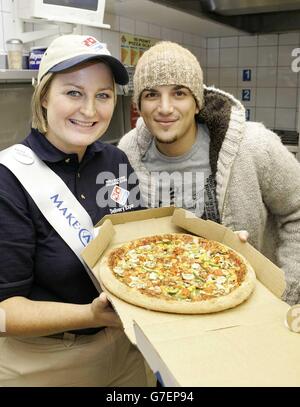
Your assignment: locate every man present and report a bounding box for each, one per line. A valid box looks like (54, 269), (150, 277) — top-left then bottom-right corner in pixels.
(118, 41), (300, 305)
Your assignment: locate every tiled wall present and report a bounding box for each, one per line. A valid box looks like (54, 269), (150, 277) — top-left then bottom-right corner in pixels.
(206, 33), (300, 131)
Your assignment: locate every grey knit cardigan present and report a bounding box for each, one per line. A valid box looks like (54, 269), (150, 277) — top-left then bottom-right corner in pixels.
(118, 86), (300, 305)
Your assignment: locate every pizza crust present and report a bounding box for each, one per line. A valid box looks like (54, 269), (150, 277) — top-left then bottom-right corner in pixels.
(99, 235), (256, 314)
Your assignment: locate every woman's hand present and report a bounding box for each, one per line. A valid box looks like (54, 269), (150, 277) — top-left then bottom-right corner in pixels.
(90, 292), (122, 328)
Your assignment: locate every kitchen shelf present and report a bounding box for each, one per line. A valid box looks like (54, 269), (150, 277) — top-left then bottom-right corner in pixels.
(0, 69), (38, 83)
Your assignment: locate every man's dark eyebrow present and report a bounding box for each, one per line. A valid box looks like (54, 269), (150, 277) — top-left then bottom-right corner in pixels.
(143, 86), (187, 92)
(143, 88), (158, 92)
(173, 85), (188, 90)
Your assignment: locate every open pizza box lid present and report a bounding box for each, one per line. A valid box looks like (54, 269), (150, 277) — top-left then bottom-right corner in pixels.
(82, 207), (300, 387)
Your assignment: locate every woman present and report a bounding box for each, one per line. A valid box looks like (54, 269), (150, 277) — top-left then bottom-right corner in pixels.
(0, 35), (154, 387)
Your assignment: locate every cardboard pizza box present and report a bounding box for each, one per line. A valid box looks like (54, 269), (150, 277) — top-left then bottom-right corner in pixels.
(82, 207), (300, 387)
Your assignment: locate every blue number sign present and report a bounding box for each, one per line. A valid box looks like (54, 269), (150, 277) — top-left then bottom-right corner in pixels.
(242, 89), (251, 101)
(242, 69), (251, 81)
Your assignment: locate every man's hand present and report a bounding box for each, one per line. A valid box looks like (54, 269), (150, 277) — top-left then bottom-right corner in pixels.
(235, 230), (249, 243)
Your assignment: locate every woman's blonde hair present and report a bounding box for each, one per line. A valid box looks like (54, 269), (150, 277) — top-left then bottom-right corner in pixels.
(31, 72), (53, 134)
(31, 60), (117, 134)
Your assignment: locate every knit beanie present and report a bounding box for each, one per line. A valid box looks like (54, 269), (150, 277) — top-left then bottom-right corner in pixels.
(133, 41), (204, 110)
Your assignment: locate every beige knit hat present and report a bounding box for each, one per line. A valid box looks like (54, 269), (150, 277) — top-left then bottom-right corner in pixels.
(133, 41), (203, 109)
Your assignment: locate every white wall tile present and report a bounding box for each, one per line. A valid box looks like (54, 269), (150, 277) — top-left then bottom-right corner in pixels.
(192, 34), (203, 47)
(104, 13), (120, 32)
(119, 16), (134, 34)
(207, 38), (219, 49)
(219, 67), (237, 87)
(255, 107), (275, 128)
(183, 32), (194, 46)
(276, 88), (297, 108)
(172, 30), (183, 44)
(257, 67), (277, 87)
(279, 33), (300, 45)
(220, 47), (238, 67)
(258, 34), (278, 46)
(278, 45), (296, 67)
(206, 68), (219, 87)
(220, 36), (238, 48)
(135, 20), (149, 37)
(275, 108), (296, 129)
(198, 47), (206, 67)
(207, 48), (219, 67)
(277, 67), (298, 87)
(102, 29), (120, 59)
(238, 47), (257, 67)
(257, 46), (278, 66)
(149, 24), (161, 40)
(256, 87), (276, 107)
(161, 27), (174, 41)
(239, 35), (258, 47)
(200, 38), (207, 48)
(238, 67), (256, 87)
(1, 0), (12, 12)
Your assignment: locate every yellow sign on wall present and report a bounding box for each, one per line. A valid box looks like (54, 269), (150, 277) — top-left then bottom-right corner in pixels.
(120, 33), (157, 66)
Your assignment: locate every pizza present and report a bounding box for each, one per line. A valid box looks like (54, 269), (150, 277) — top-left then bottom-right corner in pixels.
(99, 233), (256, 314)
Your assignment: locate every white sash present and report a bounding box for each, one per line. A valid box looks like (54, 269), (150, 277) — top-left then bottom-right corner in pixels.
(0, 144), (100, 288)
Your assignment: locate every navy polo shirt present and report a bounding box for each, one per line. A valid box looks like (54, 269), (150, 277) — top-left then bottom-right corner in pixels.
(0, 129), (142, 331)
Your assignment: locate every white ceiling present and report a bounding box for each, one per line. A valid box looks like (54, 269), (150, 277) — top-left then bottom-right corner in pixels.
(105, 0), (246, 37)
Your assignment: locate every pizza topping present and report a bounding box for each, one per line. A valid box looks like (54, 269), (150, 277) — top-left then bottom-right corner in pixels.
(108, 234), (247, 302)
(113, 266), (124, 276)
(181, 273), (195, 281)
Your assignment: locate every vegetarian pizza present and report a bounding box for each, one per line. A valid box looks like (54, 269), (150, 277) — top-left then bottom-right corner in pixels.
(99, 233), (256, 314)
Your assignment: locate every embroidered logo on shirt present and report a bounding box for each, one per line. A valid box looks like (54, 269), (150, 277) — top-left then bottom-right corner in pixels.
(110, 185), (130, 206)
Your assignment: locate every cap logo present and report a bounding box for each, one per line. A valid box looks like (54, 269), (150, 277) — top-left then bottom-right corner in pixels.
(83, 37), (98, 47)
(82, 37), (105, 54)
